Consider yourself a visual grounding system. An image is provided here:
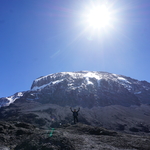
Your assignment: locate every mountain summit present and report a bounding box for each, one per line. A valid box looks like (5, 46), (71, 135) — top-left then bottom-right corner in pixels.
(1, 71), (150, 135)
(1, 71), (150, 107)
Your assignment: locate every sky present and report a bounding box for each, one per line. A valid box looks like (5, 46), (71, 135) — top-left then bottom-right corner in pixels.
(0, 0), (150, 97)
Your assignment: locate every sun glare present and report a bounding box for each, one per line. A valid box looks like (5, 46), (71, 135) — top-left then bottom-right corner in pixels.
(88, 6), (111, 28)
(83, 4), (115, 31)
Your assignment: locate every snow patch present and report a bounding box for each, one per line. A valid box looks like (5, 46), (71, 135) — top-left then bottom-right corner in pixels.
(5, 92), (24, 106)
(85, 76), (93, 85)
(113, 74), (117, 77)
(53, 79), (64, 84)
(84, 72), (102, 86)
(34, 73), (54, 83)
(143, 86), (150, 90)
(118, 77), (131, 83)
(32, 79), (64, 91)
(134, 91), (142, 94)
(117, 77), (132, 91)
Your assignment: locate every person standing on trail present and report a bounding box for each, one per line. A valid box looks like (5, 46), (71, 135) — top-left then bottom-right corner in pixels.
(70, 107), (80, 124)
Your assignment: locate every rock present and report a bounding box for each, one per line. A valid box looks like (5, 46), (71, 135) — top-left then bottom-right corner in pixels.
(0, 121), (150, 149)
(0, 146), (10, 150)
(75, 123), (117, 136)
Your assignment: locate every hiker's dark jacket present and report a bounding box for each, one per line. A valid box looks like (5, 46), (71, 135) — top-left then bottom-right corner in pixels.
(73, 111), (78, 117)
(70, 108), (80, 117)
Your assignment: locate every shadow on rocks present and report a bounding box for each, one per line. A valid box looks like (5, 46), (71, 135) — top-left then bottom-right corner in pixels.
(0, 146), (10, 150)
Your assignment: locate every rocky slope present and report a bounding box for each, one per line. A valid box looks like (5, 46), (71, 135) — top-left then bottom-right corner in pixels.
(0, 100), (150, 134)
(0, 121), (150, 150)
(0, 71), (150, 133)
(1, 71), (150, 149)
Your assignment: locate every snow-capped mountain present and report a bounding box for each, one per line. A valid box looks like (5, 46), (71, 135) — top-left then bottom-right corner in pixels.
(1, 71), (150, 108)
(0, 92), (24, 107)
(1, 71), (150, 134)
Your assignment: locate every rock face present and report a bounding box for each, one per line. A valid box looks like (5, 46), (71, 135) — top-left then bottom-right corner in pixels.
(1, 71), (150, 108)
(2, 71), (149, 107)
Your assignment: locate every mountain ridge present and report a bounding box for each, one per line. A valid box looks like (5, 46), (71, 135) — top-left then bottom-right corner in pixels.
(0, 71), (150, 136)
(1, 71), (150, 107)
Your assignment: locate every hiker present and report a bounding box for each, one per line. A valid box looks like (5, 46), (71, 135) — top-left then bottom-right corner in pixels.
(70, 107), (80, 124)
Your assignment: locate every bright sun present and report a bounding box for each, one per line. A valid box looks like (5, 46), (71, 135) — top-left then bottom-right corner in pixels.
(88, 6), (111, 28)
(83, 4), (115, 31)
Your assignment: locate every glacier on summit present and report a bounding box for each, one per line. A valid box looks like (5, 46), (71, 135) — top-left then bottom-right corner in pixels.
(1, 71), (150, 107)
(31, 71), (132, 91)
(31, 71), (149, 93)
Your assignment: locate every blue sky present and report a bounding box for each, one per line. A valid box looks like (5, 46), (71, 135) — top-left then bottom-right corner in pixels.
(0, 0), (150, 97)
